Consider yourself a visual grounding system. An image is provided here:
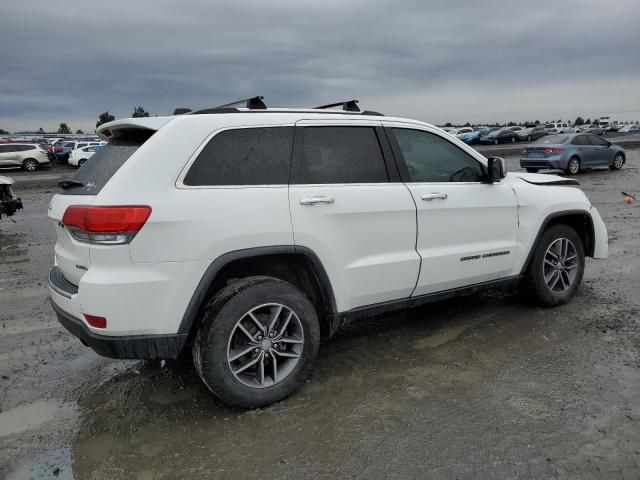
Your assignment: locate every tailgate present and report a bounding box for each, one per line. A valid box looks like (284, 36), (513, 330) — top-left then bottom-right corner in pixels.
(48, 194), (93, 286)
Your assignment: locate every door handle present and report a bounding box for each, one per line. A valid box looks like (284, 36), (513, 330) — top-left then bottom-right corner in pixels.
(300, 195), (335, 205)
(421, 193), (448, 201)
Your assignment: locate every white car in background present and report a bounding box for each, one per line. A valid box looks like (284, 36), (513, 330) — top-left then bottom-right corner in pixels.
(455, 127), (474, 138)
(0, 143), (51, 171)
(68, 144), (104, 167)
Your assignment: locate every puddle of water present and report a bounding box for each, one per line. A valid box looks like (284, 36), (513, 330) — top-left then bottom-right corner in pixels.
(7, 448), (74, 480)
(0, 399), (76, 436)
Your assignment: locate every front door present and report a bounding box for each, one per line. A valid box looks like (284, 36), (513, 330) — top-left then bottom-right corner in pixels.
(288, 121), (420, 312)
(385, 123), (519, 296)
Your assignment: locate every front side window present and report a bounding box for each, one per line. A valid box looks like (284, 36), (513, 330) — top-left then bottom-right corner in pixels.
(183, 127), (293, 186)
(393, 128), (484, 182)
(298, 127), (388, 184)
(588, 135), (608, 146)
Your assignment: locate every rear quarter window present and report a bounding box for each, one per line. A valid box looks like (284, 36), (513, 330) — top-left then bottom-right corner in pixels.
(59, 129), (155, 195)
(183, 127), (294, 186)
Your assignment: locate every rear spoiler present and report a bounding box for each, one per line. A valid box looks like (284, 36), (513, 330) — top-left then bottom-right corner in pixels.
(96, 117), (173, 140)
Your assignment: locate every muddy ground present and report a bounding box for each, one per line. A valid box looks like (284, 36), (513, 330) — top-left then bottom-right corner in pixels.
(1, 151), (639, 479)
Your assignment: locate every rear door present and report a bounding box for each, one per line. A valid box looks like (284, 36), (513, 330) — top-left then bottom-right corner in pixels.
(385, 123), (518, 295)
(571, 135), (595, 165)
(0, 145), (18, 166)
(289, 120), (420, 312)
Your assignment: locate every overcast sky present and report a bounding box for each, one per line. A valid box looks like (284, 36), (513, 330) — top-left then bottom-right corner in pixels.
(1, 0), (639, 132)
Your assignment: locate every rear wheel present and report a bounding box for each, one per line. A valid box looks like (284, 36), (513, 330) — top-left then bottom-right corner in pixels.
(78, 158), (87, 167)
(525, 168), (539, 173)
(23, 158), (39, 171)
(521, 224), (585, 307)
(610, 153), (624, 170)
(193, 276), (320, 408)
(566, 156), (581, 175)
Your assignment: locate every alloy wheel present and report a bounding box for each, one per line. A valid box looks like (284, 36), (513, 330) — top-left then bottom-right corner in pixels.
(227, 303), (304, 388)
(613, 155), (624, 169)
(543, 238), (578, 294)
(568, 158), (580, 174)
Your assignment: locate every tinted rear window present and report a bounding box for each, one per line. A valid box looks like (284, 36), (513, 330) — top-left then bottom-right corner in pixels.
(59, 129), (154, 195)
(183, 127), (293, 186)
(535, 135), (568, 144)
(296, 127), (388, 184)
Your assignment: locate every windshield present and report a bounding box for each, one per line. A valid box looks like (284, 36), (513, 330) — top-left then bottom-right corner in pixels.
(535, 135), (568, 144)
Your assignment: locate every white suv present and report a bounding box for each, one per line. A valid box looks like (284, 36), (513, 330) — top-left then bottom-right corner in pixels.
(48, 99), (608, 408)
(0, 143), (50, 171)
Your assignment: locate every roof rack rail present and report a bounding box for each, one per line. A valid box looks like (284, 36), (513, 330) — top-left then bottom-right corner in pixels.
(315, 100), (360, 112)
(216, 96), (267, 110)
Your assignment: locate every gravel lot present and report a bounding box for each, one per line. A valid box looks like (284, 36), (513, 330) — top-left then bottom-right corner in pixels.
(1, 148), (639, 479)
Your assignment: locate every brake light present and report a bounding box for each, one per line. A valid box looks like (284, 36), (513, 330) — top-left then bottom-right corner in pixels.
(62, 205), (151, 244)
(84, 314), (107, 328)
(544, 147), (565, 153)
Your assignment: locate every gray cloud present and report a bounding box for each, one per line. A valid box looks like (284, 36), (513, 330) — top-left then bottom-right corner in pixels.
(1, 0), (639, 131)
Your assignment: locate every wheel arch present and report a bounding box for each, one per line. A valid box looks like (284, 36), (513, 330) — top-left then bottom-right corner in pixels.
(178, 246), (337, 342)
(520, 210), (595, 275)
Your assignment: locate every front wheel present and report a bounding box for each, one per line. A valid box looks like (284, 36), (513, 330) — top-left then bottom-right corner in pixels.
(23, 158), (39, 171)
(521, 224), (585, 307)
(566, 157), (581, 175)
(193, 276), (320, 408)
(610, 153), (624, 170)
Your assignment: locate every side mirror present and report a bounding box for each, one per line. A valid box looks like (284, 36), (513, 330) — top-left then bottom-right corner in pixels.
(486, 157), (506, 182)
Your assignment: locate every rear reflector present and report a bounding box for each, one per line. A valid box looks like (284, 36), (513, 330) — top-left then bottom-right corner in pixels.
(84, 314), (107, 329)
(62, 205), (151, 244)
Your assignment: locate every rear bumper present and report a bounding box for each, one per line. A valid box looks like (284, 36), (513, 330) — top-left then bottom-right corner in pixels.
(49, 266), (188, 359)
(520, 157), (564, 169)
(50, 300), (187, 359)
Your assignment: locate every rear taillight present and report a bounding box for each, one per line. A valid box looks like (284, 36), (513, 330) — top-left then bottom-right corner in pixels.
(62, 205), (152, 245)
(544, 147), (565, 153)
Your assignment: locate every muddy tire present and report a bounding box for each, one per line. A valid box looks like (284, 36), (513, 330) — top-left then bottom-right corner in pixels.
(566, 156), (581, 175)
(521, 224), (585, 307)
(193, 276), (320, 408)
(23, 158), (39, 172)
(610, 153), (624, 170)
(526, 168), (539, 173)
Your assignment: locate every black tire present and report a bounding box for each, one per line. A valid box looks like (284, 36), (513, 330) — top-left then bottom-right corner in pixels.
(193, 276), (320, 408)
(521, 224), (585, 307)
(610, 153), (624, 170)
(565, 156), (581, 175)
(78, 158), (87, 167)
(526, 168), (539, 173)
(23, 158), (39, 172)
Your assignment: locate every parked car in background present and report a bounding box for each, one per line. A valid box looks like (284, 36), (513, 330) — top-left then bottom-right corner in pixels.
(460, 128), (496, 145)
(0, 143), (51, 171)
(0, 175), (23, 220)
(545, 122), (577, 134)
(619, 124), (640, 134)
(520, 133), (625, 174)
(454, 127), (474, 138)
(587, 125), (607, 135)
(518, 125), (546, 142)
(69, 145), (103, 167)
(480, 127), (520, 144)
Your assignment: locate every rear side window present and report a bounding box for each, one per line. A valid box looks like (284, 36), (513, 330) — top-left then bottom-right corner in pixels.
(60, 129), (154, 195)
(297, 127), (388, 184)
(184, 127), (293, 186)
